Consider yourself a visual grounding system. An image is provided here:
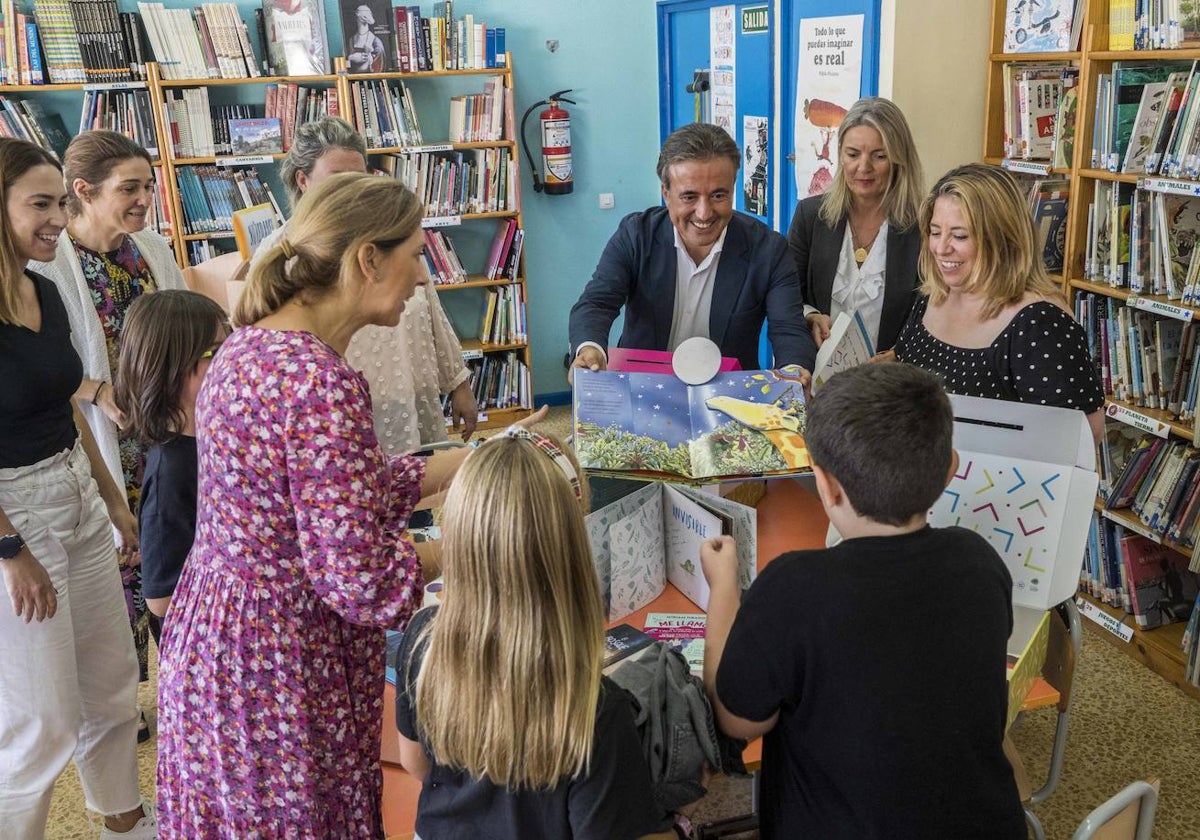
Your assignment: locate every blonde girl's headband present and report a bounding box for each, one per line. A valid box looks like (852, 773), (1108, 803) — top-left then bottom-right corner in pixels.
(484, 426), (582, 502)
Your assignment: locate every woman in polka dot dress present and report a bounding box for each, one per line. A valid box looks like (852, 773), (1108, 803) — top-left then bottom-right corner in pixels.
(893, 164), (1103, 440)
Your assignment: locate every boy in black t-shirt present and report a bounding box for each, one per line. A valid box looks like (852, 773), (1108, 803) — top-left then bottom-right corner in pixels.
(701, 363), (1027, 840)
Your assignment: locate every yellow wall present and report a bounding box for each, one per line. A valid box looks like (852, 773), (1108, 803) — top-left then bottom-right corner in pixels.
(879, 0), (991, 189)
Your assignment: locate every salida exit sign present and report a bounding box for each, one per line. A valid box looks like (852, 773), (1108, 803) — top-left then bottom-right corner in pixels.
(742, 5), (768, 34)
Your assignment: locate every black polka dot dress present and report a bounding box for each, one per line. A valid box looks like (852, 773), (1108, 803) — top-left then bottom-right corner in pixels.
(895, 297), (1104, 413)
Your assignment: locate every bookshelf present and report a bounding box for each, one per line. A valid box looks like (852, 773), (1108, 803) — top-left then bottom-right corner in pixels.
(986, 0), (1200, 698)
(0, 4), (532, 431)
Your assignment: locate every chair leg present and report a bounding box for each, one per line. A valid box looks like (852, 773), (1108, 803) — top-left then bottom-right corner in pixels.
(1026, 805), (1047, 840)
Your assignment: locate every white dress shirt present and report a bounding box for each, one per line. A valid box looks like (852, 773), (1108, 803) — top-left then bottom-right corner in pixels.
(828, 221), (888, 351)
(667, 225), (728, 351)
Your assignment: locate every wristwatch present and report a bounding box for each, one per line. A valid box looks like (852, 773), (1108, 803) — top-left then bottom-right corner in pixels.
(0, 532), (26, 560)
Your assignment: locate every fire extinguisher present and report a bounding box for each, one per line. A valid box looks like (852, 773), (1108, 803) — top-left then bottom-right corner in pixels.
(520, 89), (575, 195)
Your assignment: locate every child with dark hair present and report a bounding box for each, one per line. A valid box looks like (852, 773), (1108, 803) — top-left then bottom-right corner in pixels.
(701, 363), (1026, 840)
(115, 290), (227, 622)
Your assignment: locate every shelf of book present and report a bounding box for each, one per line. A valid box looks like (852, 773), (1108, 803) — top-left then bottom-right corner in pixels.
(343, 66), (508, 81)
(1076, 591), (1200, 700)
(157, 75), (338, 88)
(366, 140), (515, 155)
(989, 0), (1200, 699)
(460, 338), (526, 355)
(434, 275), (521, 291)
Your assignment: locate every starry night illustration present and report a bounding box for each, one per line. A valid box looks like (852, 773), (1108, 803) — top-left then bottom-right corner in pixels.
(572, 367), (811, 479)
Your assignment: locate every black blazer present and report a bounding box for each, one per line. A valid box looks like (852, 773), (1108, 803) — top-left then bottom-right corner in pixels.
(786, 194), (922, 351)
(569, 206), (817, 371)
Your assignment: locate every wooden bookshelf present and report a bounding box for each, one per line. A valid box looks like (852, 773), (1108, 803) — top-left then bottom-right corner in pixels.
(987, 0), (1200, 699)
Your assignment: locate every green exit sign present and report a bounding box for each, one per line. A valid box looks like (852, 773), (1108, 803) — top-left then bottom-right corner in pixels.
(741, 5), (768, 34)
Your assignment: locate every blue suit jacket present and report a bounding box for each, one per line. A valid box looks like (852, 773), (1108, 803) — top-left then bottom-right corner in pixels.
(568, 207), (816, 371)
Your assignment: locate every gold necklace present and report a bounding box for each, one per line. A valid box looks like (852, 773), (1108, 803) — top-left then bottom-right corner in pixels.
(850, 221), (882, 264)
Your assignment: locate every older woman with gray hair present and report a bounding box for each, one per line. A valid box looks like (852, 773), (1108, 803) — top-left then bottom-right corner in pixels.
(253, 116), (478, 453)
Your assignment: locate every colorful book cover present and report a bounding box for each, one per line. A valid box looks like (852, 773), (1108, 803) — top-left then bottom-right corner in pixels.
(340, 0), (394, 72)
(1120, 533), (1199, 629)
(1003, 0), (1076, 53)
(812, 310), (874, 392)
(643, 612), (705, 676)
(262, 0), (329, 76)
(228, 117), (282, 154)
(573, 366), (810, 481)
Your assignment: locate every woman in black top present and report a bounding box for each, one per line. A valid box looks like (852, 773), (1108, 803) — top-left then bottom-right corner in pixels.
(0, 139), (155, 838)
(893, 164), (1104, 440)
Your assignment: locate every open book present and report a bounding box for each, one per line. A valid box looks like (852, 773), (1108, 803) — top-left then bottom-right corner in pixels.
(586, 482), (756, 621)
(812, 310), (874, 392)
(573, 366), (810, 481)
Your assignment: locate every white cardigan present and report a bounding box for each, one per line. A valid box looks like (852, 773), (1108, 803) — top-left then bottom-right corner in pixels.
(29, 229), (185, 489)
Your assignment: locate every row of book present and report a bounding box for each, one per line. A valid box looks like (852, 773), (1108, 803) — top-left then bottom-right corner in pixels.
(1102, 421), (1200, 542)
(1091, 60), (1200, 179)
(1108, 0), (1200, 50)
(175, 164), (282, 234)
(447, 75), (507, 143)
(1076, 293), (1200, 417)
(1, 0), (148, 84)
(0, 93), (66, 155)
(385, 147), (516, 217)
(478, 283), (525, 346)
(136, 1), (257, 81)
(80, 87), (158, 157)
(349, 77), (423, 149)
(482, 218), (522, 282)
(458, 350), (530, 412)
(1082, 512), (1198, 629)
(1000, 63), (1077, 162)
(393, 4), (505, 73)
(421, 228), (466, 284)
(1013, 175), (1070, 273)
(1084, 181), (1200, 297)
(265, 82), (338, 152)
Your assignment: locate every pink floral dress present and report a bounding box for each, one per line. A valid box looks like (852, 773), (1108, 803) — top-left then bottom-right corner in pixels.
(156, 327), (426, 839)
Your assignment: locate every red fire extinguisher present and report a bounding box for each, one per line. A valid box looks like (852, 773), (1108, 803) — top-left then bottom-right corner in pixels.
(521, 89), (575, 195)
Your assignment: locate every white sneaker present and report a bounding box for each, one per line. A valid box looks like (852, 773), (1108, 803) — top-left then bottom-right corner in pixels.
(98, 802), (157, 839)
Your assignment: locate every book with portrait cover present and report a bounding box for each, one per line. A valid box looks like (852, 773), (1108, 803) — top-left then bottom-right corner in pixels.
(573, 366), (810, 482)
(262, 0), (330, 76)
(340, 0), (395, 73)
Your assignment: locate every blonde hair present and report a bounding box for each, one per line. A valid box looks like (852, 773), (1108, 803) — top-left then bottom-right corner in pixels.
(414, 433), (605, 790)
(0, 138), (62, 325)
(235, 172), (422, 326)
(918, 163), (1064, 320)
(818, 97), (925, 231)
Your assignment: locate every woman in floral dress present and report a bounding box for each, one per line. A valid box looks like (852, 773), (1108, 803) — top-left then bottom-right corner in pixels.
(156, 173), (539, 837)
(30, 131), (185, 692)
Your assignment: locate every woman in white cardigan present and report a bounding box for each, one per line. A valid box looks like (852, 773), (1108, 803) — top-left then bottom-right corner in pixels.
(29, 131), (184, 703)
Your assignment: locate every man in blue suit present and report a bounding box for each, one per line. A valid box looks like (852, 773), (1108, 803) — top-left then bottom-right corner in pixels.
(568, 123), (816, 380)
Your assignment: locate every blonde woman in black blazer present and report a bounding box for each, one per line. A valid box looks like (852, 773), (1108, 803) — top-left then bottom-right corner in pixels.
(787, 97), (925, 353)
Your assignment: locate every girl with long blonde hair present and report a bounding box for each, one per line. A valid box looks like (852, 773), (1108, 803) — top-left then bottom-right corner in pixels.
(395, 429), (677, 839)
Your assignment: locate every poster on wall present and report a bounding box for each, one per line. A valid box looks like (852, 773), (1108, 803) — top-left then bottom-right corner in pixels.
(793, 14), (863, 197)
(743, 115), (768, 216)
(710, 5), (737, 139)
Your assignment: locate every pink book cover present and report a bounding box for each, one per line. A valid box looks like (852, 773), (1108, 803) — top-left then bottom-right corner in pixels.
(607, 347), (741, 375)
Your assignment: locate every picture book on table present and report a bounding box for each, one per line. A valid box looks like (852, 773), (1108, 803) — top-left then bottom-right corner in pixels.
(1002, 0), (1080, 53)
(643, 612), (706, 676)
(573, 366), (810, 481)
(228, 118), (282, 154)
(586, 481), (756, 622)
(1120, 532), (1198, 629)
(811, 310), (874, 392)
(339, 0), (395, 72)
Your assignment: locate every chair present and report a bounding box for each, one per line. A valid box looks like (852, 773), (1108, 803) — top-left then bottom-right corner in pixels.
(1005, 599), (1082, 840)
(1071, 778), (1159, 840)
(181, 251), (248, 315)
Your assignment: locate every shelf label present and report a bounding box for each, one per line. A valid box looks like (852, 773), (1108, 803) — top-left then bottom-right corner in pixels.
(1076, 596), (1135, 643)
(83, 81), (146, 91)
(1105, 402), (1170, 438)
(1126, 294), (1194, 322)
(406, 144), (455, 153)
(1138, 177), (1200, 197)
(461, 348), (484, 360)
(1098, 508), (1161, 543)
(215, 155), (274, 167)
(1001, 158), (1052, 176)
(422, 215), (462, 228)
